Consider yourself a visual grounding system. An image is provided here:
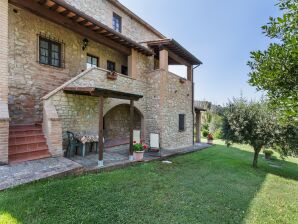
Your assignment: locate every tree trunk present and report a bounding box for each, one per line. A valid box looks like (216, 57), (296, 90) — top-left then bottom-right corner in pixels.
(252, 148), (261, 168)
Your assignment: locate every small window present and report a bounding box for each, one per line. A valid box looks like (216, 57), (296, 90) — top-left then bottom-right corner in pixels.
(121, 65), (128, 76)
(179, 114), (185, 131)
(107, 60), (116, 72)
(113, 13), (122, 32)
(39, 37), (62, 68)
(87, 54), (99, 69)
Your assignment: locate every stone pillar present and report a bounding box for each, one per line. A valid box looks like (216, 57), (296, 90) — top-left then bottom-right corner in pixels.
(195, 111), (202, 143)
(0, 0), (9, 165)
(159, 49), (168, 71)
(187, 65), (193, 81)
(128, 48), (137, 79)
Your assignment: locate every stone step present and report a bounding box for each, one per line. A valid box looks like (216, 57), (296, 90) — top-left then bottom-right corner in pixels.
(9, 124), (41, 130)
(9, 139), (47, 147)
(9, 145), (49, 156)
(9, 132), (45, 139)
(9, 150), (51, 164)
(8, 124), (51, 164)
(9, 142), (48, 155)
(9, 129), (43, 136)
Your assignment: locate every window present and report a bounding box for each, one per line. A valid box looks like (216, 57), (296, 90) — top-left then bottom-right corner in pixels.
(179, 114), (185, 131)
(87, 54), (99, 69)
(39, 37), (61, 68)
(121, 65), (128, 75)
(107, 60), (116, 72)
(113, 13), (122, 32)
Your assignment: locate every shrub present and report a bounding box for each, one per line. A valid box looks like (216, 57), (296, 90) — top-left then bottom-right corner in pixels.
(213, 129), (223, 139)
(202, 130), (209, 137)
(263, 149), (274, 156)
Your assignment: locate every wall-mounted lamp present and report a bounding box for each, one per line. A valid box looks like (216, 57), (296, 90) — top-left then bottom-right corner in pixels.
(82, 38), (89, 51)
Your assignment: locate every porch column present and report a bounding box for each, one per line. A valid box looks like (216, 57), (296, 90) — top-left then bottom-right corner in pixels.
(129, 100), (134, 161)
(98, 96), (104, 167)
(196, 111), (202, 143)
(128, 49), (137, 79)
(0, 0), (9, 165)
(159, 49), (168, 71)
(187, 65), (193, 81)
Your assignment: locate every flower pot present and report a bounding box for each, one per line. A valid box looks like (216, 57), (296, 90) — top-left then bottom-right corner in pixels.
(107, 72), (118, 80)
(207, 139), (213, 144)
(179, 78), (186, 84)
(133, 151), (144, 161)
(265, 153), (271, 160)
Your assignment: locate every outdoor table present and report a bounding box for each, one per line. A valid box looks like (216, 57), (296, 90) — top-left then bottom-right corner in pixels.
(74, 132), (99, 157)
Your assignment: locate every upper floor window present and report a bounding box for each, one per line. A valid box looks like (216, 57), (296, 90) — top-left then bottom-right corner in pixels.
(113, 13), (122, 33)
(179, 114), (185, 132)
(39, 37), (62, 68)
(87, 54), (99, 69)
(121, 65), (128, 76)
(107, 60), (116, 72)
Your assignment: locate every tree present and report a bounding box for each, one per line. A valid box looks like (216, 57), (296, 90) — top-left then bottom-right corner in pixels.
(222, 98), (276, 168)
(247, 0), (298, 125)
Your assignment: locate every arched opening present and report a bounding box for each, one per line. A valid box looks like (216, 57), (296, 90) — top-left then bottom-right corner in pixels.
(103, 104), (144, 143)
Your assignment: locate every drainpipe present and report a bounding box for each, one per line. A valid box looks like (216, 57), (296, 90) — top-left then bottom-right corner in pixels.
(192, 64), (201, 145)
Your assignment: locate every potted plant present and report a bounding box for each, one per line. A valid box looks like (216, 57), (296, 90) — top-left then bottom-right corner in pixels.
(133, 141), (148, 161)
(107, 71), (118, 80)
(179, 77), (186, 84)
(207, 133), (214, 144)
(263, 149), (273, 160)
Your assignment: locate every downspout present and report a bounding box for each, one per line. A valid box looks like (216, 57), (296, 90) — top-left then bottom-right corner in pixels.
(192, 64), (201, 145)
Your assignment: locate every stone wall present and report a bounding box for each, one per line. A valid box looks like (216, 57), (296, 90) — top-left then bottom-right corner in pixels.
(162, 72), (193, 149)
(65, 0), (162, 43)
(42, 101), (63, 156)
(8, 5), (127, 124)
(0, 0), (9, 164)
(145, 70), (193, 149)
(104, 104), (142, 140)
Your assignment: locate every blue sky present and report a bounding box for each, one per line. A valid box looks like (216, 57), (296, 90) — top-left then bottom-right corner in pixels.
(120, 0), (280, 105)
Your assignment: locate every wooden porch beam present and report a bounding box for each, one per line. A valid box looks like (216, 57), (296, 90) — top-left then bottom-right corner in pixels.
(168, 50), (191, 67)
(129, 100), (134, 161)
(98, 95), (104, 167)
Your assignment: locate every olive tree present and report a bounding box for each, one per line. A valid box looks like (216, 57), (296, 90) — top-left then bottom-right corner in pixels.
(222, 98), (276, 168)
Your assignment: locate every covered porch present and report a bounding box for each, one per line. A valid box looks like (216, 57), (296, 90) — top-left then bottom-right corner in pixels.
(63, 86), (143, 167)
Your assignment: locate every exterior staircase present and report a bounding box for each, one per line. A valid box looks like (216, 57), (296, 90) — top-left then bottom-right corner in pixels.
(9, 124), (51, 164)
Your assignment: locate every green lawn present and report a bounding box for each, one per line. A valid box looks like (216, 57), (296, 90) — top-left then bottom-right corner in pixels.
(0, 141), (297, 224)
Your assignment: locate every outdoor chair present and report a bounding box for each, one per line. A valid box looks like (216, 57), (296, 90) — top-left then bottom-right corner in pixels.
(146, 133), (161, 157)
(66, 131), (83, 157)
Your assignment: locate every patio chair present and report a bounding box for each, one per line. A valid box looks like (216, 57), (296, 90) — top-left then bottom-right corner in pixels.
(66, 131), (83, 157)
(146, 133), (161, 157)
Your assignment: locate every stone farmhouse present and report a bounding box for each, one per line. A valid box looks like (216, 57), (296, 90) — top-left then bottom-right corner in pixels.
(0, 0), (203, 166)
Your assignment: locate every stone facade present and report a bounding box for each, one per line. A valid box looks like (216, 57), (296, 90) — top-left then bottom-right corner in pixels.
(4, 0), (196, 157)
(64, 0), (163, 43)
(8, 6), (128, 124)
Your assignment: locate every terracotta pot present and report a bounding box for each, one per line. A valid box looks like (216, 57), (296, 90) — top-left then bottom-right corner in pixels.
(265, 153), (271, 160)
(179, 78), (186, 84)
(133, 151), (144, 161)
(207, 139), (213, 144)
(107, 72), (118, 80)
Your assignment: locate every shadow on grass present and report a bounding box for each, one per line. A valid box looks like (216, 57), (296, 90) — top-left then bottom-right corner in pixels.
(0, 143), (297, 224)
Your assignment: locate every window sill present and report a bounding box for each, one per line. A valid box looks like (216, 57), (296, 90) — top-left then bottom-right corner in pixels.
(37, 61), (65, 70)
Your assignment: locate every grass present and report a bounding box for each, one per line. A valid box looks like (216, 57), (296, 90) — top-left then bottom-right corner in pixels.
(0, 140), (297, 224)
